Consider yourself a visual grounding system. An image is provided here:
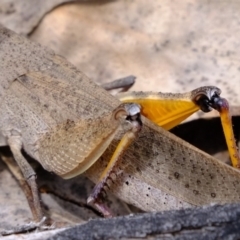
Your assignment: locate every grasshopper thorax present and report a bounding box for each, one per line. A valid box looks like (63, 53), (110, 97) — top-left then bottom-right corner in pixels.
(37, 103), (142, 179)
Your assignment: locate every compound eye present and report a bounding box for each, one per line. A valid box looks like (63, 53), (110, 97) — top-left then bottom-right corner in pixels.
(194, 95), (212, 112)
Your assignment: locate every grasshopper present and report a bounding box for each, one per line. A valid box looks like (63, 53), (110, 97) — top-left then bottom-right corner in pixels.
(0, 25), (239, 230)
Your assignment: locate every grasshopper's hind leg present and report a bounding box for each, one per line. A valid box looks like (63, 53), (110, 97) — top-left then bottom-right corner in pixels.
(193, 90), (240, 168)
(87, 103), (142, 217)
(1, 136), (46, 235)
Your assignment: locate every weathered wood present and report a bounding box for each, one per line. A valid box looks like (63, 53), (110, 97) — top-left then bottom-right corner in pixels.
(48, 204), (240, 240)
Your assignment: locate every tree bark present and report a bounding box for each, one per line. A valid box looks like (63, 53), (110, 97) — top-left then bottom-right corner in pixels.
(48, 203), (240, 240)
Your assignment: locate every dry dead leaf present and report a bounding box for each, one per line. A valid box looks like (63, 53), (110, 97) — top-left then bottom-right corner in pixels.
(28, 1), (240, 112)
(0, 0), (84, 35)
